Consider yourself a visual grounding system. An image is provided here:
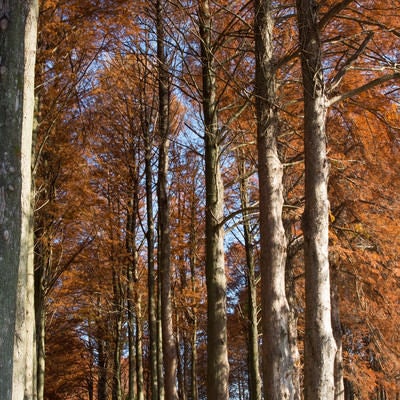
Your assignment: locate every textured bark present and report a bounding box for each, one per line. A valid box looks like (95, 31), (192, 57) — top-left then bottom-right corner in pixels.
(296, 1), (337, 399)
(199, 0), (229, 398)
(254, 0), (296, 398)
(156, 0), (178, 398)
(0, 1), (38, 399)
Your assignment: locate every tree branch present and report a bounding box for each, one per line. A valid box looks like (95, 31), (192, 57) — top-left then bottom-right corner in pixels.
(327, 31), (374, 93)
(328, 72), (400, 106)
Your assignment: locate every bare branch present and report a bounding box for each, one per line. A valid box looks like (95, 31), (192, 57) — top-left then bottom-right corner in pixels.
(328, 72), (400, 106)
(327, 31), (374, 93)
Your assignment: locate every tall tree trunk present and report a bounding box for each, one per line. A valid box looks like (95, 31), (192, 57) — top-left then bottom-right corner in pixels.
(145, 121), (158, 400)
(136, 293), (145, 400)
(0, 1), (38, 399)
(126, 144), (140, 400)
(126, 205), (137, 400)
(189, 191), (199, 400)
(237, 154), (261, 400)
(198, 1), (229, 398)
(111, 269), (122, 400)
(296, 1), (337, 398)
(156, 1), (178, 398)
(157, 281), (165, 400)
(254, 0), (296, 398)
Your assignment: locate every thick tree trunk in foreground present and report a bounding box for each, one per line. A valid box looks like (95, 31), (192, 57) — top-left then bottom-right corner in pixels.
(254, 0), (296, 398)
(156, 1), (178, 398)
(199, 0), (229, 398)
(296, 1), (337, 399)
(0, 1), (38, 399)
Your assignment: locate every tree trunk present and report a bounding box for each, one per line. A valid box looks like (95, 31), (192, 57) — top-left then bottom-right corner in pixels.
(296, 1), (337, 398)
(97, 337), (108, 400)
(136, 293), (145, 400)
(156, 1), (178, 398)
(198, 0), (230, 398)
(254, 0), (296, 398)
(145, 120), (158, 400)
(189, 192), (199, 400)
(0, 1), (38, 399)
(157, 280), (165, 400)
(111, 269), (122, 400)
(237, 154), (261, 400)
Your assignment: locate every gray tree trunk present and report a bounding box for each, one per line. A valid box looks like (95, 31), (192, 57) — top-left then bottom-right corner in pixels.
(156, 1), (178, 398)
(254, 0), (296, 398)
(0, 1), (38, 399)
(296, 1), (337, 399)
(199, 0), (230, 398)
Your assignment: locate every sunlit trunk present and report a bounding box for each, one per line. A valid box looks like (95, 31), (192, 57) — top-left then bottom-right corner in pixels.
(296, 1), (337, 398)
(0, 1), (38, 399)
(254, 0), (297, 397)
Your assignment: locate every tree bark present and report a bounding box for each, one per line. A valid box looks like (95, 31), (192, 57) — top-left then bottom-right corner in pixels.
(0, 1), (38, 399)
(156, 0), (178, 398)
(198, 0), (230, 398)
(296, 1), (337, 398)
(254, 0), (296, 398)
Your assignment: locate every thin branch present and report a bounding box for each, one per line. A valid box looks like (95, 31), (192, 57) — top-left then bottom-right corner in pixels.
(327, 31), (374, 93)
(328, 72), (400, 106)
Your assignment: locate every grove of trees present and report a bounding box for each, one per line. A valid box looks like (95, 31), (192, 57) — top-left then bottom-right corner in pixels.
(1, 0), (399, 399)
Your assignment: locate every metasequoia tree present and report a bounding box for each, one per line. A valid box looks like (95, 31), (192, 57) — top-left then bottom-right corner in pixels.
(31, 0), (400, 398)
(198, 0), (229, 397)
(296, 0), (338, 398)
(155, 0), (178, 398)
(0, 1), (38, 399)
(254, 0), (298, 398)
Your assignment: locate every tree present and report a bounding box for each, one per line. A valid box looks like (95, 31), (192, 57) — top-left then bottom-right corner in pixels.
(296, 0), (337, 398)
(254, 0), (298, 398)
(0, 1), (38, 399)
(155, 1), (179, 398)
(198, 0), (230, 398)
